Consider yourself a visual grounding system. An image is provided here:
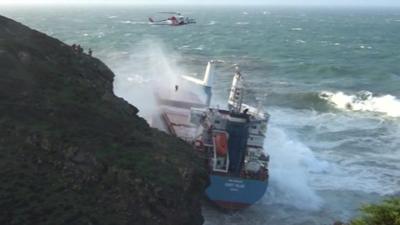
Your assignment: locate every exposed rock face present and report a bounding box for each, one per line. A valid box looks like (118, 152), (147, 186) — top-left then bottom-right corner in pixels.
(0, 15), (207, 225)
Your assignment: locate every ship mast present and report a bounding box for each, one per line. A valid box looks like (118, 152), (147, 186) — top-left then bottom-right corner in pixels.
(228, 66), (244, 113)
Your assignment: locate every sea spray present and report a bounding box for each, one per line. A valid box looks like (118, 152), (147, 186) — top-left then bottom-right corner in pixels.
(266, 106), (400, 196)
(263, 126), (326, 210)
(111, 39), (185, 120)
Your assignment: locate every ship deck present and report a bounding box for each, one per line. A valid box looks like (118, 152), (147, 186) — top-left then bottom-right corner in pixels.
(162, 107), (198, 141)
(155, 87), (207, 141)
(155, 88), (207, 109)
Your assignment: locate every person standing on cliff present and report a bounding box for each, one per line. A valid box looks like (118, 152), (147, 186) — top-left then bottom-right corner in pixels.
(88, 48), (93, 56)
(77, 45), (83, 54)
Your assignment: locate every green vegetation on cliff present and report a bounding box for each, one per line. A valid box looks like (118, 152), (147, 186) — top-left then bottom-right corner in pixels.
(0, 14), (207, 225)
(350, 198), (400, 225)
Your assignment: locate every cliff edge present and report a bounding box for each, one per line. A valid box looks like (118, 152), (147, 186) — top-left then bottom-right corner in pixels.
(0, 15), (207, 225)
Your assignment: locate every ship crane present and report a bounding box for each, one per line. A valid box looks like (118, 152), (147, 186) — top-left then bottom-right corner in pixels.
(228, 65), (245, 113)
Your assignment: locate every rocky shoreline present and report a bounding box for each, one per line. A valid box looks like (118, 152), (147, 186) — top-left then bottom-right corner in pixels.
(0, 14), (207, 225)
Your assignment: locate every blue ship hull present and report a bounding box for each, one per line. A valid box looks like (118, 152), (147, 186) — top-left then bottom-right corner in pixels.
(205, 175), (268, 209)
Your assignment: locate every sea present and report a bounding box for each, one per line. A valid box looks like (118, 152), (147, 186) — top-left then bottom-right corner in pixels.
(1, 4), (399, 225)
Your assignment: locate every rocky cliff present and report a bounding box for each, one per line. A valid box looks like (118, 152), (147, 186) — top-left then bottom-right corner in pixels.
(0, 15), (207, 225)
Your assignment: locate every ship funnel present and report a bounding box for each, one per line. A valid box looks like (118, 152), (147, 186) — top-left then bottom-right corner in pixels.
(203, 60), (215, 87)
(202, 60), (216, 106)
(180, 61), (217, 106)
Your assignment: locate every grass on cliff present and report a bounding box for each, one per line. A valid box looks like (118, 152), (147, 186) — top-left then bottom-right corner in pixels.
(351, 198), (400, 225)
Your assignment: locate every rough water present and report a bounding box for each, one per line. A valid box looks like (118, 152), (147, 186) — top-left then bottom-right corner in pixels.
(2, 5), (399, 225)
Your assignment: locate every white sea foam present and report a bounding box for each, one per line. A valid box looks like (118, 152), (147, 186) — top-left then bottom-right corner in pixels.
(319, 91), (400, 117)
(194, 45), (204, 50)
(291, 27), (303, 31)
(97, 32), (105, 38)
(236, 22), (249, 25)
(268, 107), (385, 135)
(264, 126), (328, 210)
(208, 21), (216, 25)
(178, 45), (190, 49)
(311, 157), (400, 195)
(295, 39), (306, 44)
(266, 106), (400, 196)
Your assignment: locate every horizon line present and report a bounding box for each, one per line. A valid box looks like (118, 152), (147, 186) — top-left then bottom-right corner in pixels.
(2, 2), (400, 7)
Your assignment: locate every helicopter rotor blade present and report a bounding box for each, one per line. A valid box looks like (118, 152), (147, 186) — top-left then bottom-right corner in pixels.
(158, 11), (180, 15)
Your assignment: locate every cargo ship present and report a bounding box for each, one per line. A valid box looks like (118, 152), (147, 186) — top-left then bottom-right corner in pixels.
(152, 61), (270, 210)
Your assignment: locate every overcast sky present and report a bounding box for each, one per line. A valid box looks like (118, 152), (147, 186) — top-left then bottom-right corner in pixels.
(1, 0), (400, 6)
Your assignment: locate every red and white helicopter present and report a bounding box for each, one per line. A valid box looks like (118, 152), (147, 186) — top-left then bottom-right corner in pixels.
(148, 12), (196, 26)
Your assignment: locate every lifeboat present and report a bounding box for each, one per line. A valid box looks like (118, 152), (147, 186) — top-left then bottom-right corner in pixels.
(214, 133), (228, 156)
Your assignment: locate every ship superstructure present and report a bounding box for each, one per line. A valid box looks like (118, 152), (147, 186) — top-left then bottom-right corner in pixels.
(153, 61), (270, 209)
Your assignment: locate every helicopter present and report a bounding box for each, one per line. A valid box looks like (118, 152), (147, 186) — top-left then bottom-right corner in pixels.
(148, 12), (196, 26)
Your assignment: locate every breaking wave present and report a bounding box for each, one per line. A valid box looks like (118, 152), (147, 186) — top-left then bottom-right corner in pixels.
(264, 126), (329, 210)
(319, 91), (400, 117)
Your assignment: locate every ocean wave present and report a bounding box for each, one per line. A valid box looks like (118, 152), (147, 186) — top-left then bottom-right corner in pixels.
(260, 91), (331, 111)
(267, 106), (400, 197)
(178, 45), (190, 50)
(319, 91), (400, 117)
(264, 126), (328, 210)
(291, 27), (303, 31)
(194, 45), (204, 51)
(236, 22), (249, 25)
(295, 39), (306, 44)
(359, 45), (373, 49)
